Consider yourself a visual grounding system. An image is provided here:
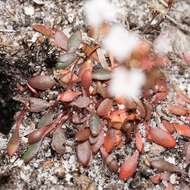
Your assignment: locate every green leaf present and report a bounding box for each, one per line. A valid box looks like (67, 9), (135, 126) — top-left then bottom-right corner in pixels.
(37, 111), (55, 128)
(67, 30), (82, 51)
(22, 141), (42, 163)
(90, 114), (101, 136)
(56, 53), (77, 69)
(92, 69), (111, 81)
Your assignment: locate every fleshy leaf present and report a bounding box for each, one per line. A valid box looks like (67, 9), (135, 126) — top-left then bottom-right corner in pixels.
(92, 69), (111, 81)
(67, 30), (82, 51)
(56, 53), (77, 69)
(76, 141), (92, 167)
(22, 141), (42, 163)
(37, 112), (55, 128)
(32, 23), (54, 37)
(29, 97), (51, 112)
(54, 31), (68, 50)
(7, 133), (19, 156)
(51, 127), (66, 154)
(89, 114), (101, 136)
(28, 75), (56, 90)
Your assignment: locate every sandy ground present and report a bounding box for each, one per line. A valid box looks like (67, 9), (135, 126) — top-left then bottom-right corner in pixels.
(0, 0), (190, 189)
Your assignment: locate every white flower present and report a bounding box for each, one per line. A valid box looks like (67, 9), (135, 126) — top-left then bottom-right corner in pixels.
(153, 31), (173, 55)
(108, 67), (146, 100)
(84, 0), (117, 27)
(103, 25), (140, 61)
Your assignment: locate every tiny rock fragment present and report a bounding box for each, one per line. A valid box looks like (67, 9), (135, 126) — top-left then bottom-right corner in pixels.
(76, 141), (91, 167)
(119, 150), (139, 181)
(75, 128), (91, 142)
(149, 127), (176, 148)
(51, 127), (66, 154)
(24, 5), (35, 16)
(28, 75), (56, 90)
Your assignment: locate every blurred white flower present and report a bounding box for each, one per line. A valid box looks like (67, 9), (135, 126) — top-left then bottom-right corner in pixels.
(153, 31), (173, 55)
(84, 0), (117, 28)
(108, 67), (146, 100)
(103, 25), (140, 61)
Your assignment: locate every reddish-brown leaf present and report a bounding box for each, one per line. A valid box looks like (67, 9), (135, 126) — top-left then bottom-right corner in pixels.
(162, 120), (175, 134)
(184, 142), (190, 164)
(97, 98), (113, 118)
(71, 96), (90, 108)
(105, 154), (119, 172)
(7, 133), (19, 156)
(28, 127), (47, 144)
(150, 174), (161, 184)
(54, 31), (68, 50)
(164, 183), (174, 190)
(150, 159), (184, 174)
(51, 127), (66, 154)
(29, 97), (51, 112)
(173, 124), (190, 137)
(119, 151), (139, 180)
(75, 128), (91, 142)
(28, 75), (56, 90)
(76, 141), (91, 167)
(55, 69), (79, 84)
(110, 109), (127, 130)
(80, 60), (92, 94)
(91, 128), (104, 154)
(135, 130), (144, 153)
(58, 90), (81, 103)
(89, 114), (101, 137)
(103, 132), (114, 153)
(32, 23), (54, 37)
(168, 105), (189, 116)
(132, 40), (151, 60)
(149, 127), (176, 148)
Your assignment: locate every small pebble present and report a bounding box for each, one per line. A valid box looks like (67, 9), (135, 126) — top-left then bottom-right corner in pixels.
(24, 5), (35, 16)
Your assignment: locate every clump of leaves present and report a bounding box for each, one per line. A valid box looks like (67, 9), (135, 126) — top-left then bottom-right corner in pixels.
(6, 1), (190, 183)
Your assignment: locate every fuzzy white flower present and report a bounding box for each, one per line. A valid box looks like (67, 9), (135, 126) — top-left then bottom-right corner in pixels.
(153, 31), (173, 55)
(108, 67), (146, 100)
(103, 25), (140, 61)
(84, 0), (117, 28)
